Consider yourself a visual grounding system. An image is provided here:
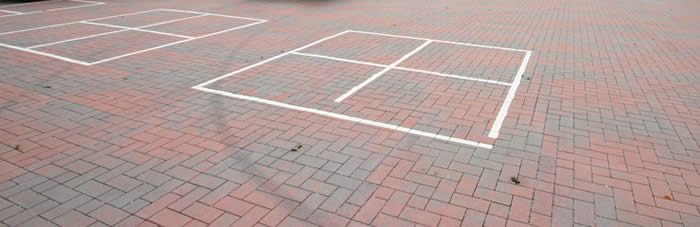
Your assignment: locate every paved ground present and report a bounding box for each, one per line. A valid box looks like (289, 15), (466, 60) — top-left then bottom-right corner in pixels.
(1, 0), (699, 226)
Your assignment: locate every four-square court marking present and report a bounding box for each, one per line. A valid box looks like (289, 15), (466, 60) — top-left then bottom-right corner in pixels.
(194, 30), (532, 149)
(0, 8), (266, 65)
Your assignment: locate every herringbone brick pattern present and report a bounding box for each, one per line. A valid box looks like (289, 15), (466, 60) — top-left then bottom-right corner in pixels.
(1, 0), (699, 226)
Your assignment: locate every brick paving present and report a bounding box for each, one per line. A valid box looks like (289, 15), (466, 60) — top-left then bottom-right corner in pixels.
(1, 0), (699, 226)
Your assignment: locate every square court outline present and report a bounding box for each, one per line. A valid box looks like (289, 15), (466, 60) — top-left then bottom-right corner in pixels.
(193, 30), (533, 149)
(0, 8), (267, 65)
(0, 0), (104, 18)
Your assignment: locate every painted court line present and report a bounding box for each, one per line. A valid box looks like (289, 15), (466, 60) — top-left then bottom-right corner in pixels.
(347, 30), (530, 53)
(196, 30), (351, 88)
(194, 86), (494, 150)
(192, 30), (515, 149)
(394, 67), (512, 86)
(0, 12), (32, 18)
(28, 15), (209, 49)
(0, 9), (266, 65)
(79, 21), (195, 39)
(43, 1), (103, 13)
(0, 42), (91, 65)
(0, 9), (21, 14)
(291, 52), (388, 68)
(158, 8), (267, 22)
(487, 50), (532, 138)
(131, 28), (194, 39)
(27, 14), (209, 50)
(88, 19), (266, 65)
(90, 14), (208, 29)
(334, 40), (433, 103)
(291, 51), (512, 86)
(0, 9), (160, 36)
(0, 0), (103, 18)
(137, 14), (209, 28)
(27, 27), (128, 49)
(344, 30), (532, 138)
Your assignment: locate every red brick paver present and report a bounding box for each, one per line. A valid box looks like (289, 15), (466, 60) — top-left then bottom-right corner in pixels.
(1, 0), (700, 226)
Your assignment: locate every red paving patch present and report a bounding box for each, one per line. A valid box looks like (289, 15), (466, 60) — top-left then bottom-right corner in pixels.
(1, 0), (700, 226)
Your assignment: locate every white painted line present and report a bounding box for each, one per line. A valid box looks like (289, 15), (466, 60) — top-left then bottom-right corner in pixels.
(0, 42), (91, 65)
(487, 51), (532, 138)
(80, 21), (131, 29)
(0, 9), (160, 36)
(157, 8), (267, 22)
(346, 30), (430, 41)
(0, 9), (266, 65)
(193, 86), (493, 149)
(0, 9), (21, 14)
(134, 29), (193, 39)
(344, 30), (532, 138)
(334, 40), (433, 103)
(87, 20), (267, 65)
(137, 14), (208, 28)
(27, 28), (128, 49)
(192, 30), (505, 149)
(81, 8), (162, 23)
(80, 21), (195, 39)
(0, 0), (104, 17)
(44, 1), (103, 13)
(86, 37), (191, 65)
(291, 51), (512, 86)
(85, 13), (207, 29)
(393, 67), (512, 86)
(433, 40), (530, 53)
(0, 14), (23, 18)
(192, 30), (531, 148)
(291, 52), (388, 68)
(347, 30), (530, 53)
(195, 30), (351, 88)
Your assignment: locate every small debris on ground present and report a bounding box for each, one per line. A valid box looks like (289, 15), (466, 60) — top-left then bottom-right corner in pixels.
(510, 176), (521, 185)
(664, 195), (673, 200)
(14, 145), (20, 151)
(291, 144), (303, 152)
(43, 85), (51, 89)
